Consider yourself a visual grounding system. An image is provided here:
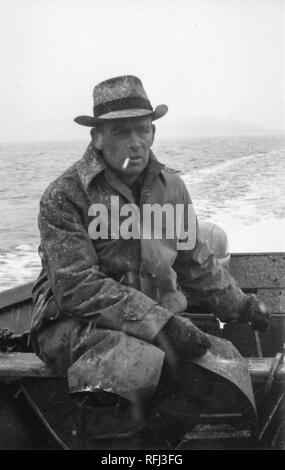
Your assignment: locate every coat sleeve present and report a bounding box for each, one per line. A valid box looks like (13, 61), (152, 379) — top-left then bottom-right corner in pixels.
(37, 186), (172, 342)
(173, 181), (248, 322)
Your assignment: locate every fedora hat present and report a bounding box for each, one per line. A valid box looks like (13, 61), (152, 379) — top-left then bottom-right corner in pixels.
(74, 75), (168, 127)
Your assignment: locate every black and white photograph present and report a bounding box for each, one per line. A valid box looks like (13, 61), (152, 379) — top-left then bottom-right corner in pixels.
(0, 0), (284, 453)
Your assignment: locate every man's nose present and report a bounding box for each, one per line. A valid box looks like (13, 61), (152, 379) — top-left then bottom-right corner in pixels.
(128, 131), (140, 150)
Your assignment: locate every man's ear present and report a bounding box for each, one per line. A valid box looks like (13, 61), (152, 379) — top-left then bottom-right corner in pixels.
(151, 124), (156, 145)
(91, 127), (103, 150)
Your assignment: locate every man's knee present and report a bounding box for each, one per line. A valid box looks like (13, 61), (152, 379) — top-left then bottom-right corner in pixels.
(68, 331), (164, 403)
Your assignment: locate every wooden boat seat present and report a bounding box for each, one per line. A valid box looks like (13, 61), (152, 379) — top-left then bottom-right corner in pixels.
(0, 353), (56, 378)
(0, 352), (284, 383)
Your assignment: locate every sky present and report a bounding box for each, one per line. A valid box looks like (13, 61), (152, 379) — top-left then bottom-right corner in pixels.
(0, 0), (284, 141)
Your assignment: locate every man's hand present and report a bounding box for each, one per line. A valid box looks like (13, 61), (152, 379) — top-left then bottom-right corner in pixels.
(239, 294), (270, 332)
(154, 315), (211, 360)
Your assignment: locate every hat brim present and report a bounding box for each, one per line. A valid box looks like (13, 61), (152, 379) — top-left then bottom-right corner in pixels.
(74, 104), (168, 127)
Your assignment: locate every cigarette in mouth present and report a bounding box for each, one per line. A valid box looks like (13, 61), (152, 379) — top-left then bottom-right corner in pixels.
(122, 158), (130, 169)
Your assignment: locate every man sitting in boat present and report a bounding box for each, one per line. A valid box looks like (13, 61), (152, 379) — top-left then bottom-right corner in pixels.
(30, 75), (270, 447)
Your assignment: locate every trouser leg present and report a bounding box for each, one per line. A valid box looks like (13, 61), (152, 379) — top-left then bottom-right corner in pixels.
(140, 357), (215, 448)
(33, 320), (214, 448)
(33, 320), (162, 442)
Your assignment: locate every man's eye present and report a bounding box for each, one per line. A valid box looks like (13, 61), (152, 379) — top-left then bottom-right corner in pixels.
(114, 128), (129, 136)
(137, 126), (150, 134)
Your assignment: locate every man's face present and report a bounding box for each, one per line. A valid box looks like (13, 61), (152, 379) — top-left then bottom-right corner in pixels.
(94, 116), (155, 178)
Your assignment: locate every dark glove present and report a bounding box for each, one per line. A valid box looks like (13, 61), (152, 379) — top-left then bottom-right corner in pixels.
(239, 293), (270, 332)
(154, 315), (211, 360)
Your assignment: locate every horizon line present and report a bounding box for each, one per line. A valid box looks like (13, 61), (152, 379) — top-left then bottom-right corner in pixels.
(1, 132), (285, 145)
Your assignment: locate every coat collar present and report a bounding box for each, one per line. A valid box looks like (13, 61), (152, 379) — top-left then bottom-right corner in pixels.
(76, 141), (106, 190)
(77, 141), (165, 191)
